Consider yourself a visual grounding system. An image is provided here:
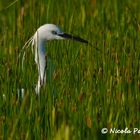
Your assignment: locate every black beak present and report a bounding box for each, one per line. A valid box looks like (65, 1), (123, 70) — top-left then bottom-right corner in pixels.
(57, 32), (101, 52)
(57, 32), (89, 44)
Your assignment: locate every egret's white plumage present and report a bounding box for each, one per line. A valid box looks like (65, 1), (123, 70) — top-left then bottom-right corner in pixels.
(32, 24), (64, 94)
(30, 24), (89, 94)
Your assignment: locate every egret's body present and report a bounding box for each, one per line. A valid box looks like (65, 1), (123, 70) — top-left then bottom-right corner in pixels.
(31, 24), (88, 94)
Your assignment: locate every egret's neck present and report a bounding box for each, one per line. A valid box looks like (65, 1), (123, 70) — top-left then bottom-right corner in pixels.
(35, 40), (46, 62)
(35, 40), (47, 87)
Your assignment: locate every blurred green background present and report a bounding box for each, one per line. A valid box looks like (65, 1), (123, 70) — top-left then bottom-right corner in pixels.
(0, 0), (140, 139)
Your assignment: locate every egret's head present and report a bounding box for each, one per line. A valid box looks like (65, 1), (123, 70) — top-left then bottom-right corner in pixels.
(34, 24), (63, 42)
(33, 24), (88, 44)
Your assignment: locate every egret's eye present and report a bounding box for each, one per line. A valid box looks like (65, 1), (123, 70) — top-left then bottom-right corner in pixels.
(52, 31), (57, 35)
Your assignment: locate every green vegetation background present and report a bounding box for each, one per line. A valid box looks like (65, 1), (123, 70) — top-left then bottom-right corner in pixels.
(0, 0), (140, 140)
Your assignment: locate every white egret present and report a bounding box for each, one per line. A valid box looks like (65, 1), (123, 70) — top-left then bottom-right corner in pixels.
(30, 24), (90, 95)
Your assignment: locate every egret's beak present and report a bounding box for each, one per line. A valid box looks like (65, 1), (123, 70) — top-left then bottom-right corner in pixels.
(57, 32), (88, 44)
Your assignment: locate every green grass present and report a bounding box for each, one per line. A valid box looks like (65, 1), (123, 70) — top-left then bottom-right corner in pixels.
(0, 0), (140, 139)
